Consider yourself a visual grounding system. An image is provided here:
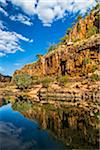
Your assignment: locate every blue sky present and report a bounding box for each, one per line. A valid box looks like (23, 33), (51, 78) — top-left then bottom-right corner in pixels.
(0, 0), (96, 75)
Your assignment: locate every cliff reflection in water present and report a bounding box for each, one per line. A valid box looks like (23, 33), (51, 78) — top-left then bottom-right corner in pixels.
(12, 100), (99, 149)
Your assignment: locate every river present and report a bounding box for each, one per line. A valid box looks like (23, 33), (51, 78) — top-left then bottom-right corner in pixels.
(0, 101), (99, 150)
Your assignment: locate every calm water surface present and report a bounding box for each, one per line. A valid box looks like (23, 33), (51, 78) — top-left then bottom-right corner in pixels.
(0, 104), (65, 150)
(0, 101), (98, 150)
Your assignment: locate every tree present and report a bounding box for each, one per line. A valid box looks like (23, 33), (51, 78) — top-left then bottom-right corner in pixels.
(66, 28), (72, 35)
(13, 73), (33, 90)
(60, 34), (68, 42)
(36, 54), (43, 60)
(77, 15), (82, 21)
(47, 44), (57, 52)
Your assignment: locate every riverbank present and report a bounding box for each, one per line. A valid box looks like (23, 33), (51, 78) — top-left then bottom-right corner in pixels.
(0, 78), (100, 102)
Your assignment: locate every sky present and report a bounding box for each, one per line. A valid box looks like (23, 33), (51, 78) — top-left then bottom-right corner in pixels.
(0, 0), (97, 76)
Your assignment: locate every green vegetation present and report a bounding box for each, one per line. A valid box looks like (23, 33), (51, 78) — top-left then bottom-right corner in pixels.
(41, 76), (55, 88)
(77, 22), (81, 32)
(60, 27), (72, 43)
(47, 44), (58, 52)
(13, 73), (33, 90)
(92, 65), (97, 72)
(77, 15), (82, 21)
(66, 28), (72, 35)
(56, 75), (68, 86)
(12, 101), (32, 113)
(60, 34), (68, 42)
(92, 3), (100, 11)
(72, 38), (80, 43)
(83, 58), (90, 65)
(86, 25), (97, 38)
(91, 74), (100, 81)
(32, 76), (39, 84)
(36, 54), (43, 60)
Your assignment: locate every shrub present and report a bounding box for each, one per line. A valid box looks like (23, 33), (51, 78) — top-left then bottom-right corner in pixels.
(36, 54), (43, 60)
(77, 15), (82, 21)
(41, 76), (54, 88)
(57, 75), (68, 86)
(91, 74), (100, 81)
(32, 76), (39, 84)
(83, 58), (90, 65)
(13, 73), (33, 90)
(60, 34), (68, 42)
(92, 65), (97, 72)
(66, 28), (72, 35)
(47, 44), (58, 52)
(77, 22), (81, 32)
(86, 26), (97, 38)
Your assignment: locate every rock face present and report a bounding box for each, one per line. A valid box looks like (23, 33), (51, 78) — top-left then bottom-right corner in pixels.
(0, 73), (11, 82)
(13, 8), (100, 78)
(14, 34), (100, 78)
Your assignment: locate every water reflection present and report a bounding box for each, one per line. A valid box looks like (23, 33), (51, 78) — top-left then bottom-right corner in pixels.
(12, 101), (99, 149)
(0, 104), (65, 150)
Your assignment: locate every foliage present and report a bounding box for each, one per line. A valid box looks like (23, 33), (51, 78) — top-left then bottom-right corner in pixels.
(77, 15), (82, 21)
(66, 28), (72, 35)
(83, 58), (90, 65)
(77, 22), (81, 32)
(92, 3), (100, 11)
(47, 44), (58, 52)
(86, 26), (97, 38)
(13, 101), (32, 113)
(92, 65), (97, 72)
(13, 73), (33, 90)
(41, 76), (54, 88)
(95, 3), (100, 9)
(72, 37), (80, 43)
(60, 34), (68, 42)
(56, 75), (68, 86)
(91, 74), (100, 81)
(36, 54), (43, 60)
(32, 76), (39, 84)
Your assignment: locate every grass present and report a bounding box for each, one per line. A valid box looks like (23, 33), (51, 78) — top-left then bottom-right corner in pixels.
(56, 75), (68, 86)
(91, 74), (100, 81)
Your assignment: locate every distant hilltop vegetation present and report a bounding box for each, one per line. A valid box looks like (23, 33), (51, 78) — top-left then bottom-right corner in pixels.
(13, 4), (100, 79)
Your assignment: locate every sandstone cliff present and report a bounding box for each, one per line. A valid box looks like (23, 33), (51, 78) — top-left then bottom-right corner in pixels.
(13, 6), (100, 79)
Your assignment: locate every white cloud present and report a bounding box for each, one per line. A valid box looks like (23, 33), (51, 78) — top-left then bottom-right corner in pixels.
(8, 0), (96, 26)
(0, 27), (33, 56)
(0, 52), (6, 57)
(0, 7), (8, 16)
(0, 120), (37, 150)
(0, 20), (5, 29)
(10, 14), (33, 26)
(0, 0), (97, 26)
(36, 0), (96, 26)
(0, 0), (7, 6)
(8, 0), (37, 15)
(14, 63), (21, 66)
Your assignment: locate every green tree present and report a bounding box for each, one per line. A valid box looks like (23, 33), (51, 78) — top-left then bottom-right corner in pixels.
(66, 28), (72, 35)
(36, 54), (43, 60)
(77, 15), (82, 21)
(77, 22), (81, 32)
(60, 34), (68, 42)
(47, 44), (57, 52)
(86, 26), (97, 38)
(13, 73), (33, 90)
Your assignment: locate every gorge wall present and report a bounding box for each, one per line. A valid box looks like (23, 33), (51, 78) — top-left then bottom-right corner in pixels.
(13, 8), (100, 78)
